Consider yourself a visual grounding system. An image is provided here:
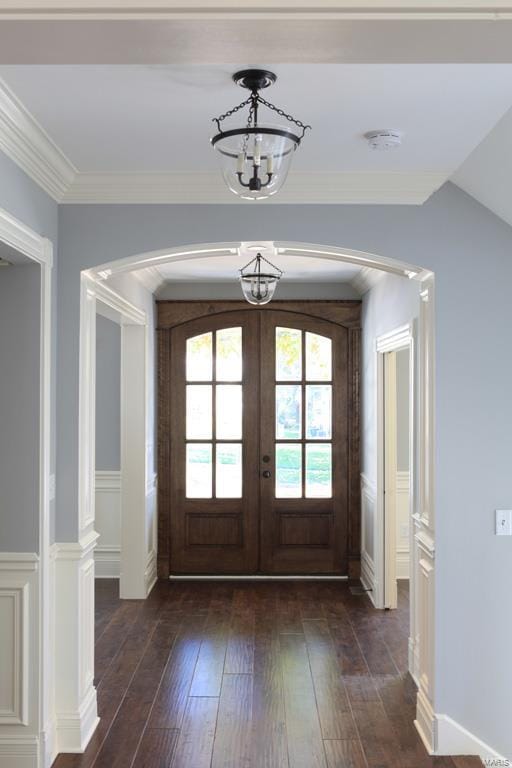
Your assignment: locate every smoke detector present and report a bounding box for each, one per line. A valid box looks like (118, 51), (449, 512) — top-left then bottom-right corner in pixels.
(0, 257), (11, 267)
(365, 129), (403, 150)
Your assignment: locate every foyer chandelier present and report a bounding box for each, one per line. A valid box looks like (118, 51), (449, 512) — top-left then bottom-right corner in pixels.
(211, 69), (311, 200)
(239, 251), (283, 305)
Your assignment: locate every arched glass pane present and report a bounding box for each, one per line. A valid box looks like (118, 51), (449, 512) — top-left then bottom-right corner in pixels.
(306, 332), (331, 381)
(186, 332), (213, 381)
(276, 327), (302, 381)
(216, 327), (242, 381)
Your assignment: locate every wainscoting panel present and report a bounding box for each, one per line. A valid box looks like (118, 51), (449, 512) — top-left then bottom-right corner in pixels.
(396, 470), (410, 579)
(360, 473), (377, 604)
(94, 470), (120, 578)
(54, 532), (99, 753)
(0, 553), (40, 768)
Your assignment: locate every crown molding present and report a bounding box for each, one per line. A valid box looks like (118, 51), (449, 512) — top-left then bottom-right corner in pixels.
(133, 265), (166, 294)
(0, 78), (76, 201)
(61, 171), (446, 205)
(0, 77), (446, 205)
(350, 265), (385, 295)
(1, 1), (511, 20)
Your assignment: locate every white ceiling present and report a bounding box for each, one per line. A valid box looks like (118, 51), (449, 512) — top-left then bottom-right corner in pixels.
(453, 106), (512, 228)
(154, 250), (364, 283)
(1, 63), (512, 176)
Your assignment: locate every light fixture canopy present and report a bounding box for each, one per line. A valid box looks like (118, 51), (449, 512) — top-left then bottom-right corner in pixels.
(211, 69), (311, 200)
(239, 251), (283, 305)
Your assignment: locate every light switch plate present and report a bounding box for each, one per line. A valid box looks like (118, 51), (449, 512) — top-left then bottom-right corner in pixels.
(495, 509), (512, 536)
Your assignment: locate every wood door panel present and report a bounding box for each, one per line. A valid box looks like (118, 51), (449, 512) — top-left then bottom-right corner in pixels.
(169, 312), (259, 574)
(260, 311), (348, 574)
(158, 302), (361, 576)
(186, 512), (243, 548)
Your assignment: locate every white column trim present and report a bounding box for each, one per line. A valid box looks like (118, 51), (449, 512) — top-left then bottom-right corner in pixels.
(0, 208), (54, 767)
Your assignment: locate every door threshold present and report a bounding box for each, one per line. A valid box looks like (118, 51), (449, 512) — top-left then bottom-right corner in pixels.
(169, 574), (349, 581)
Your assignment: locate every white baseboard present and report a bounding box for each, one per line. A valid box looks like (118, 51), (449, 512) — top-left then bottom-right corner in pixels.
(436, 714), (508, 761)
(0, 736), (39, 768)
(95, 545), (120, 578)
(55, 686), (99, 754)
(415, 686), (436, 754)
(40, 717), (57, 768)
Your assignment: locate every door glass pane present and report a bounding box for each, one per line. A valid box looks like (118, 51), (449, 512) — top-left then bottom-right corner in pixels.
(216, 327), (242, 381)
(216, 443), (242, 498)
(186, 385), (212, 439)
(186, 443), (212, 498)
(186, 332), (213, 381)
(276, 385), (302, 439)
(276, 327), (302, 381)
(275, 443), (302, 498)
(216, 385), (242, 439)
(306, 385), (332, 439)
(305, 444), (332, 498)
(306, 332), (332, 381)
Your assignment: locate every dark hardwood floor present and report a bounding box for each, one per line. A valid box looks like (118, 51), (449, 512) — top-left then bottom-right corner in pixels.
(52, 579), (481, 768)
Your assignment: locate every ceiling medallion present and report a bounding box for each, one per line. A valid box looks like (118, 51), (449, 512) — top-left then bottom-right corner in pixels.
(239, 251), (283, 305)
(211, 69), (311, 201)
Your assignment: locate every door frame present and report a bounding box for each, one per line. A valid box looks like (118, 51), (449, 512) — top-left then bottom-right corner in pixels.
(0, 207), (53, 766)
(375, 323), (415, 612)
(80, 274), (154, 599)
(156, 299), (362, 578)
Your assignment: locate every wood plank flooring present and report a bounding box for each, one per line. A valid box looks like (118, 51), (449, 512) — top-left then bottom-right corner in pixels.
(52, 579), (482, 768)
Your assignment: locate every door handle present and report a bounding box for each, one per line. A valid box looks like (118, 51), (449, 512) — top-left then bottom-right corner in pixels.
(262, 469), (272, 479)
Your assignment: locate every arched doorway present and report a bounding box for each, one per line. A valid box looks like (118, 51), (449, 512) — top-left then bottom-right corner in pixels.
(79, 240), (436, 753)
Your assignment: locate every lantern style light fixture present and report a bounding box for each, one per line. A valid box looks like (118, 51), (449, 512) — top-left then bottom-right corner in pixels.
(211, 69), (311, 200)
(239, 251), (283, 305)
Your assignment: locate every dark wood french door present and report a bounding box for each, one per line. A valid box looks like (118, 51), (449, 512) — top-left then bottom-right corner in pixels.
(157, 301), (361, 576)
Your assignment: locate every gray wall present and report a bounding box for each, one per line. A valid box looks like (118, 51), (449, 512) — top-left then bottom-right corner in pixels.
(396, 348), (410, 472)
(56, 183), (512, 756)
(0, 264), (41, 551)
(0, 151), (59, 545)
(361, 272), (419, 488)
(95, 315), (121, 471)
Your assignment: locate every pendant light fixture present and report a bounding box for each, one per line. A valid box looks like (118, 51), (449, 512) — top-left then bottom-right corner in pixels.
(239, 251), (283, 305)
(211, 69), (310, 200)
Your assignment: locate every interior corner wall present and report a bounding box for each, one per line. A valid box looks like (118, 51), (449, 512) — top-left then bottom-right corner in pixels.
(0, 264), (41, 551)
(96, 315), (121, 471)
(0, 149), (58, 546)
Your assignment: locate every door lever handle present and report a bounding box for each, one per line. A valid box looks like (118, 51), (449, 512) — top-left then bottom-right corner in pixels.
(262, 470), (272, 479)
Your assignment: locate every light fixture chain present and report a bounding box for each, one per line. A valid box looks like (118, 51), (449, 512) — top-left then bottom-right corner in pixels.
(255, 94), (311, 140)
(212, 95), (253, 133)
